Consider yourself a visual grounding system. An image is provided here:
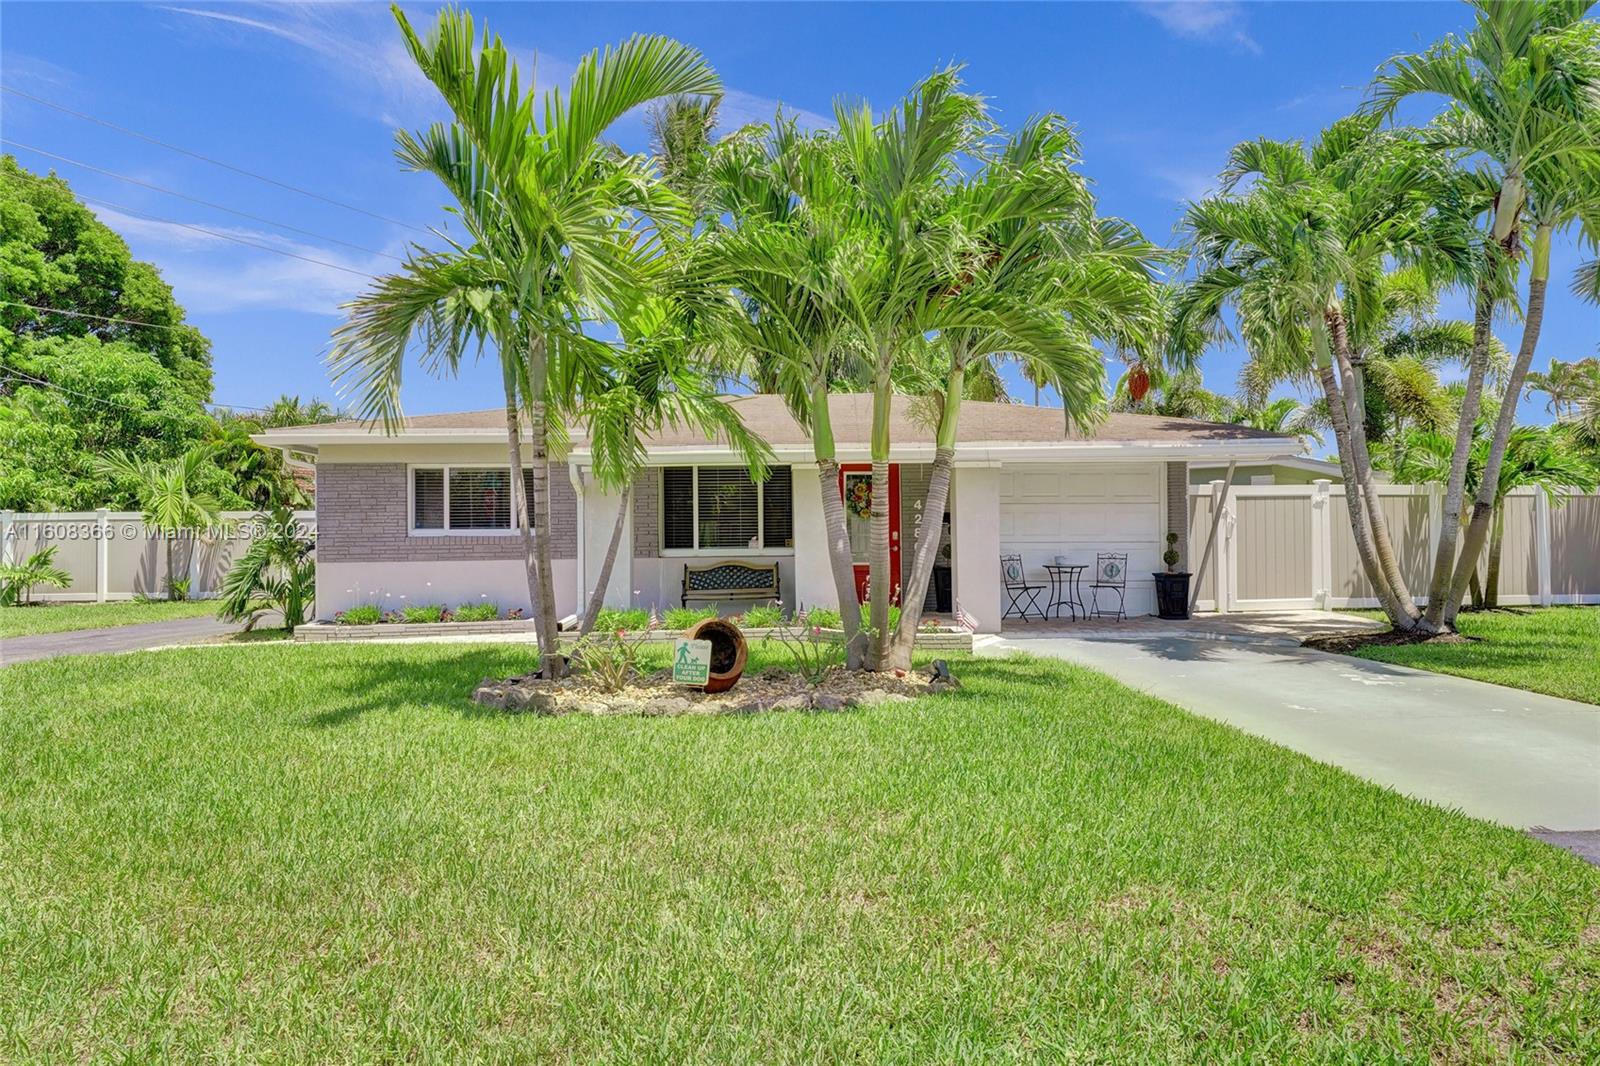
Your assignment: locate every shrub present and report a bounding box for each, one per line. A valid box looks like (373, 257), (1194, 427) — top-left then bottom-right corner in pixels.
(336, 604), (381, 625)
(400, 604), (446, 624)
(771, 619), (845, 686)
(740, 604), (786, 628)
(594, 607), (650, 632)
(0, 546), (72, 606)
(663, 606), (717, 630)
(802, 607), (843, 629)
(453, 602), (500, 622)
(573, 628), (652, 692)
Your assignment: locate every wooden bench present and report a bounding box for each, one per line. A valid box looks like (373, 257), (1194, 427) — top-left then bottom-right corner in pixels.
(681, 560), (781, 609)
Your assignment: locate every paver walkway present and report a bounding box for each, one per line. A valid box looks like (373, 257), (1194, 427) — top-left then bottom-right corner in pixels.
(1, 616), (241, 666)
(977, 630), (1600, 835)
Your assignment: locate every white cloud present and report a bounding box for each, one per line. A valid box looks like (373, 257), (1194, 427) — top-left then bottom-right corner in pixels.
(92, 205), (388, 315)
(1154, 167), (1219, 204)
(162, 3), (830, 135)
(1140, 2), (1262, 55)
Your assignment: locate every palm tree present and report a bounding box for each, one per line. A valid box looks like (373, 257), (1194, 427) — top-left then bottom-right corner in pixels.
(693, 116), (878, 665)
(215, 503), (315, 631)
(1231, 397), (1328, 446)
(1178, 117), (1473, 630)
(883, 116), (1159, 668)
(1372, 0), (1600, 626)
(1526, 355), (1600, 422)
(95, 446), (226, 600)
(0, 546), (72, 606)
(330, 8), (720, 677)
(568, 296), (773, 635)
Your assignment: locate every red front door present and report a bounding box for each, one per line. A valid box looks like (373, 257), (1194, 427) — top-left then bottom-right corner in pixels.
(838, 463), (901, 605)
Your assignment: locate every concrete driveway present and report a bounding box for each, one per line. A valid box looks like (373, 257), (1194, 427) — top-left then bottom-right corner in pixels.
(1, 616), (241, 666)
(977, 629), (1600, 835)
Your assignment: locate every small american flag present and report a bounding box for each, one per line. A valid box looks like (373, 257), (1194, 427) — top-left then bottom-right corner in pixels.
(648, 605), (661, 629)
(954, 602), (979, 632)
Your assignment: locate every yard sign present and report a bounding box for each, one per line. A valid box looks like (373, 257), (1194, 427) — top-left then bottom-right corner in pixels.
(672, 639), (712, 685)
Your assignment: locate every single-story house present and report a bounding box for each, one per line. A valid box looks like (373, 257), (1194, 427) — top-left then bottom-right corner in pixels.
(256, 394), (1299, 631)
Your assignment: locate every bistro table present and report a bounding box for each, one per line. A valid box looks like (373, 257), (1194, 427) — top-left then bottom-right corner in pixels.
(1043, 562), (1088, 621)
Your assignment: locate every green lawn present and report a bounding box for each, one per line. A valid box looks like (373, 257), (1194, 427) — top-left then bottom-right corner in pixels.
(1346, 606), (1600, 705)
(0, 599), (219, 639)
(2, 644), (1595, 1061)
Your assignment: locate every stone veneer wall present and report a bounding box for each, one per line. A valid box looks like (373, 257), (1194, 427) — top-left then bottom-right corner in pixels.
(316, 462), (576, 562)
(1164, 461), (1189, 570)
(631, 468), (659, 559)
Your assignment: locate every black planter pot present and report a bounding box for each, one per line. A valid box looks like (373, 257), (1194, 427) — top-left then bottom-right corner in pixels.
(1152, 572), (1191, 620)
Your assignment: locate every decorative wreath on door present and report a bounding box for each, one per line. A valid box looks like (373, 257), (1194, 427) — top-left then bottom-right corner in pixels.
(846, 478), (873, 520)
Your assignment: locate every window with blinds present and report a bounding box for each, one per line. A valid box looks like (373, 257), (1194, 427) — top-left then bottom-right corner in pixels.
(762, 466), (793, 547)
(659, 465), (793, 551)
(448, 468), (512, 529)
(414, 469), (445, 530)
(660, 467), (695, 550)
(411, 466), (537, 533)
(698, 467), (759, 549)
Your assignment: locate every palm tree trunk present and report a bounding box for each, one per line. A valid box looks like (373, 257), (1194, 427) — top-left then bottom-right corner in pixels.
(523, 336), (563, 678)
(1313, 324), (1413, 627)
(1425, 186), (1521, 627)
(886, 365), (962, 671)
(1328, 307), (1419, 621)
(811, 383), (867, 669)
(165, 535), (177, 600)
(1442, 223), (1551, 626)
(866, 369), (893, 669)
(1469, 566), (1483, 609)
(1484, 498), (1505, 610)
(577, 483), (631, 637)
(502, 364), (544, 651)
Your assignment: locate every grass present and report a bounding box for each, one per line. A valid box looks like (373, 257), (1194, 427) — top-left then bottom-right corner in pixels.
(2, 643), (1596, 1061)
(1343, 606), (1600, 705)
(0, 598), (217, 639)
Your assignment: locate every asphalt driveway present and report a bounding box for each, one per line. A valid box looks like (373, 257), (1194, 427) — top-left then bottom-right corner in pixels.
(1, 616), (241, 666)
(978, 630), (1600, 835)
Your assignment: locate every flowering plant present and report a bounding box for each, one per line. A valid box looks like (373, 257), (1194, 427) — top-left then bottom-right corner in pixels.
(846, 478), (873, 520)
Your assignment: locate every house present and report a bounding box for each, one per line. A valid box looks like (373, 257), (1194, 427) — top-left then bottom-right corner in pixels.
(256, 394), (1299, 632)
(1189, 455), (1345, 486)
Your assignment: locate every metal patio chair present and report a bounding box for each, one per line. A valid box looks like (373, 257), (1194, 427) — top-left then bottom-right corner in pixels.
(1088, 552), (1129, 622)
(1000, 554), (1047, 622)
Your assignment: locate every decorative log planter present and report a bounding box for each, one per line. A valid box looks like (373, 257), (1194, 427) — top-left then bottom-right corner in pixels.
(1152, 572), (1191, 620)
(684, 617), (748, 693)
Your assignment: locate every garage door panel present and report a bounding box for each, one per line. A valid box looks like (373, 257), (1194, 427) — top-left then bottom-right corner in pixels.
(998, 463), (1162, 615)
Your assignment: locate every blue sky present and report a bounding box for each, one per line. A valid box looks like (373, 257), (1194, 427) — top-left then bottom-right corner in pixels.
(3, 1), (1595, 431)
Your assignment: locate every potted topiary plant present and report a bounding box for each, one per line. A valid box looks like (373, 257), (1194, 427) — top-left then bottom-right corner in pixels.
(1152, 532), (1190, 620)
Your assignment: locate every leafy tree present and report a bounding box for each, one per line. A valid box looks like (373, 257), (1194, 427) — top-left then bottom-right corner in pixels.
(1, 155), (211, 397)
(0, 545), (72, 606)
(332, 7), (722, 677)
(94, 447), (227, 600)
(215, 504), (316, 631)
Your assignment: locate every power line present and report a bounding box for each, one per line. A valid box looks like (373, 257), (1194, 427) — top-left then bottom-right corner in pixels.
(3, 368), (319, 418)
(1, 83), (434, 235)
(3, 139), (407, 263)
(2, 300), (198, 333)
(75, 194), (379, 280)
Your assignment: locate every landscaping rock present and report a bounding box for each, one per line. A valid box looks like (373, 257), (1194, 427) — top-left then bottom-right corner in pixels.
(810, 692), (855, 712)
(472, 685), (507, 710)
(856, 688), (912, 707)
(504, 687), (557, 715)
(641, 695), (692, 716)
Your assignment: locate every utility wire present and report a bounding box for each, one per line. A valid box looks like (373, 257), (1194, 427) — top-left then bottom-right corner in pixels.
(1, 368), (273, 416)
(75, 194), (379, 280)
(3, 139), (408, 263)
(1, 83), (433, 235)
(2, 300), (199, 333)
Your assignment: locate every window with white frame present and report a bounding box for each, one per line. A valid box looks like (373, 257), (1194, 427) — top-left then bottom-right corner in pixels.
(660, 465), (793, 552)
(412, 466), (537, 533)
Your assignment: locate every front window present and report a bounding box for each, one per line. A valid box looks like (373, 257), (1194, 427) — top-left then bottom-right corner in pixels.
(660, 465), (793, 552)
(411, 466), (536, 533)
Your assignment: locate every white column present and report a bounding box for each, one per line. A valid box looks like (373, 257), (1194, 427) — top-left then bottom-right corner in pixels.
(581, 473), (633, 609)
(951, 466), (1001, 633)
(1534, 490), (1553, 608)
(1211, 479), (1234, 614)
(791, 464), (835, 613)
(1310, 480), (1331, 609)
(96, 508), (110, 603)
(0, 510), (14, 570)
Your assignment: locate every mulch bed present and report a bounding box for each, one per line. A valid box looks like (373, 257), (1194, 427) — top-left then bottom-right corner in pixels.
(472, 662), (960, 717)
(1303, 628), (1475, 655)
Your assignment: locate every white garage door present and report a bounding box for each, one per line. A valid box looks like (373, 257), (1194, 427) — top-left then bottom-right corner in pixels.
(998, 462), (1163, 616)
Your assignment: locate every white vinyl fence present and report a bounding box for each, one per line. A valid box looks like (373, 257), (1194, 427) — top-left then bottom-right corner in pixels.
(1188, 481), (1600, 613)
(0, 510), (315, 602)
